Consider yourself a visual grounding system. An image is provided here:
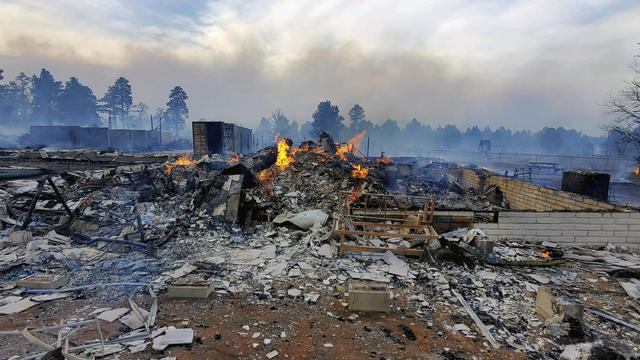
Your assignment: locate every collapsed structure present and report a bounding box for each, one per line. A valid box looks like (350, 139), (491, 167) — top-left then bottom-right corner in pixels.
(0, 130), (639, 359)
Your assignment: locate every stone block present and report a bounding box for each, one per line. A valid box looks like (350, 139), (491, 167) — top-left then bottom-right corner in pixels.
(16, 273), (67, 289)
(348, 282), (390, 313)
(167, 279), (214, 298)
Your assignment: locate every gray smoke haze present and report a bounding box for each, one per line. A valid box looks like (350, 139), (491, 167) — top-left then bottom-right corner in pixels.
(1, 0), (639, 135)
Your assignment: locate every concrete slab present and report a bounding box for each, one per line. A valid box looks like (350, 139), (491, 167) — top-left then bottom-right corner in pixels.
(167, 279), (214, 298)
(16, 273), (67, 289)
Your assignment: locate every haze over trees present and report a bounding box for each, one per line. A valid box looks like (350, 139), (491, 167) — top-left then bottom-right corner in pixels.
(0, 66), (628, 157)
(257, 100), (607, 157)
(0, 67), (186, 133)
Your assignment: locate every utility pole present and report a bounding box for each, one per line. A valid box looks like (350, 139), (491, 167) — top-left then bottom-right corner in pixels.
(150, 114), (154, 131)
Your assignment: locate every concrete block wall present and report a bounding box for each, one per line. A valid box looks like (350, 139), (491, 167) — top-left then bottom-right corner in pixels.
(451, 169), (627, 211)
(459, 169), (485, 190)
(477, 211), (640, 249)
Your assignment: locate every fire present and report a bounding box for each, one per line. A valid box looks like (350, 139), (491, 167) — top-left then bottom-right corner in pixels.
(274, 132), (280, 143)
(541, 251), (551, 258)
(428, 160), (433, 165)
(227, 153), (239, 163)
(349, 184), (363, 203)
(291, 144), (310, 156)
(336, 130), (366, 161)
(377, 155), (392, 164)
(481, 166), (494, 174)
(165, 152), (196, 174)
(275, 138), (294, 171)
(352, 165), (369, 178)
(635, 167), (639, 175)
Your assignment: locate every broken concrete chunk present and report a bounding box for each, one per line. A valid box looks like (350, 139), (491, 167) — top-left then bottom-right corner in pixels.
(98, 307), (130, 322)
(7, 231), (32, 245)
(317, 244), (335, 259)
(536, 287), (583, 323)
(266, 350), (279, 359)
(163, 263), (197, 279)
(162, 328), (194, 345)
(0, 297), (39, 314)
(273, 209), (328, 230)
(287, 288), (302, 298)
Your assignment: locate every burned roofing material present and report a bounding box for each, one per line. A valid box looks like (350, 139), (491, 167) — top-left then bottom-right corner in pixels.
(0, 131), (638, 359)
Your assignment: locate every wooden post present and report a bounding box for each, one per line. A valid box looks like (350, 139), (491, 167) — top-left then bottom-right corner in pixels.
(366, 137), (370, 159)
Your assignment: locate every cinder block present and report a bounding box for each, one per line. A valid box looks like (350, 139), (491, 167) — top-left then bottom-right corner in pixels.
(588, 218), (616, 225)
(576, 213), (605, 218)
(576, 224), (601, 231)
(588, 231), (614, 237)
(16, 274), (67, 289)
(348, 282), (390, 313)
(537, 218), (564, 224)
(629, 225), (640, 231)
(167, 279), (214, 298)
(614, 231), (634, 237)
(602, 224), (627, 231)
(611, 212), (631, 218)
(561, 231), (587, 237)
(563, 218), (590, 224)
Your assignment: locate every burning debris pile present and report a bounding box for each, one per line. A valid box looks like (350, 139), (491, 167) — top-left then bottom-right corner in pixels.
(0, 132), (639, 359)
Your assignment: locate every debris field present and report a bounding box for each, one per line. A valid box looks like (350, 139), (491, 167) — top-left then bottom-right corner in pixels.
(0, 132), (639, 360)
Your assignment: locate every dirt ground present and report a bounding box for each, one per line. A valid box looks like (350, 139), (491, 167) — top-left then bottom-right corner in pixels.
(0, 291), (528, 360)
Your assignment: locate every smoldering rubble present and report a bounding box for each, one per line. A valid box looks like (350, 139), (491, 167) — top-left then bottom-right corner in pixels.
(0, 132), (639, 360)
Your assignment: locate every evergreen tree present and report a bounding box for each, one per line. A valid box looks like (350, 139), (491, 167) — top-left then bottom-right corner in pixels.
(57, 77), (99, 125)
(101, 77), (132, 128)
(310, 100), (343, 138)
(348, 104), (365, 131)
(31, 68), (62, 124)
(166, 86), (188, 136)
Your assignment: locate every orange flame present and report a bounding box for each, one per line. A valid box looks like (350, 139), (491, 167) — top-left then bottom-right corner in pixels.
(275, 138), (294, 171)
(336, 130), (366, 161)
(166, 152), (196, 174)
(428, 160), (433, 165)
(349, 184), (364, 203)
(227, 153), (239, 163)
(274, 132), (280, 143)
(291, 144), (310, 156)
(377, 155), (392, 164)
(352, 165), (369, 178)
(481, 166), (494, 174)
(541, 251), (551, 258)
(635, 167), (639, 175)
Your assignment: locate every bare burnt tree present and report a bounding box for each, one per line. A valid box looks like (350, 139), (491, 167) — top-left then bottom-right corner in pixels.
(606, 47), (640, 163)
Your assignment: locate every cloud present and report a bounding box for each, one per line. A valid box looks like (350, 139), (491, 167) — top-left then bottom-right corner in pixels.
(0, 0), (639, 135)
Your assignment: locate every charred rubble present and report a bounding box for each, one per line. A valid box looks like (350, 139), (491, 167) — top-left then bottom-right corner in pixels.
(0, 132), (638, 360)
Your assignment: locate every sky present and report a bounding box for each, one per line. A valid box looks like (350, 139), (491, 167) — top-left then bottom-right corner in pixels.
(0, 0), (639, 135)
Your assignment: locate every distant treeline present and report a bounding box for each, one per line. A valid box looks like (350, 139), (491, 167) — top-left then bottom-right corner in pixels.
(255, 101), (637, 157)
(0, 68), (188, 136)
